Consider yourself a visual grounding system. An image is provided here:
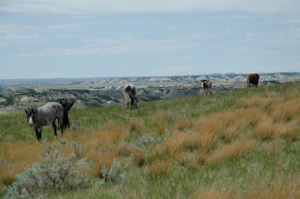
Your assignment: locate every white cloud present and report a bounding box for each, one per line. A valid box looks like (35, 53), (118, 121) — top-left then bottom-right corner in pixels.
(0, 33), (41, 45)
(16, 32), (215, 57)
(0, 34), (39, 40)
(268, 27), (300, 46)
(0, 0), (299, 15)
(225, 30), (231, 34)
(244, 32), (262, 43)
(0, 24), (79, 33)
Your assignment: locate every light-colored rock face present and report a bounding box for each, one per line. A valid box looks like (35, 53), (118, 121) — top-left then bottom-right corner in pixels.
(0, 98), (6, 103)
(20, 96), (39, 102)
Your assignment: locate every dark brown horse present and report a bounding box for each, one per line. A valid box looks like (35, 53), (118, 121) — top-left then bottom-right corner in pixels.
(56, 98), (74, 129)
(247, 74), (259, 88)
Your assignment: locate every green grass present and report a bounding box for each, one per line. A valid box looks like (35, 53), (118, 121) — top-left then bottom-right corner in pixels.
(1, 81), (300, 198)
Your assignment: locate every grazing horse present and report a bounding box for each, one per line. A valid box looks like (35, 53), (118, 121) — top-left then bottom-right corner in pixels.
(124, 84), (138, 110)
(25, 102), (64, 141)
(56, 98), (74, 129)
(201, 80), (212, 95)
(247, 74), (259, 88)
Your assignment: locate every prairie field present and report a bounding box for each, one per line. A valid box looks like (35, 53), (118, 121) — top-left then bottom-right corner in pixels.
(1, 81), (300, 198)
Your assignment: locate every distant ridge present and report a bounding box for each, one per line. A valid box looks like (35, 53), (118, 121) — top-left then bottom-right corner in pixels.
(0, 72), (299, 91)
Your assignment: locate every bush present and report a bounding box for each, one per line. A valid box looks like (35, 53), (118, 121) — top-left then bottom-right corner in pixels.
(4, 140), (89, 199)
(100, 160), (126, 183)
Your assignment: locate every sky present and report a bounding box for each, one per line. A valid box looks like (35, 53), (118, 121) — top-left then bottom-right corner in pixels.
(0, 0), (300, 79)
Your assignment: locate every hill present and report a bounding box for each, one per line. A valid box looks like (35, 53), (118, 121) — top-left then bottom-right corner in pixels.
(1, 72), (299, 91)
(1, 81), (300, 198)
(1, 72), (299, 113)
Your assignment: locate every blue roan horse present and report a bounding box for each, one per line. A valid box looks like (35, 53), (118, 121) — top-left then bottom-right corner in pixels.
(25, 102), (64, 141)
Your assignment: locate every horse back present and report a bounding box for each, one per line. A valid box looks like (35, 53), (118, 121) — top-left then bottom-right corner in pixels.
(37, 102), (63, 125)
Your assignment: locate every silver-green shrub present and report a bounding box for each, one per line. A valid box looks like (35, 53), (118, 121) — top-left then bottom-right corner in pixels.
(4, 141), (89, 199)
(100, 160), (126, 183)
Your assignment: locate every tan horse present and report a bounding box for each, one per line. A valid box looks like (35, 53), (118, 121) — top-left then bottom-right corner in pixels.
(247, 74), (259, 88)
(124, 84), (138, 109)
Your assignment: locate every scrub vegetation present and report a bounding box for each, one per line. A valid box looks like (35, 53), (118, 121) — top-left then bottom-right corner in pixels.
(1, 81), (300, 198)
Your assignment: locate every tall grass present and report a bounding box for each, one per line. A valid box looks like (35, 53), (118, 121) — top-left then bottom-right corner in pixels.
(1, 81), (300, 198)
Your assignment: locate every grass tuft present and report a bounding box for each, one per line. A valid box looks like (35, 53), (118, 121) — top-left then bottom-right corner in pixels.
(171, 117), (191, 131)
(253, 119), (279, 140)
(146, 160), (172, 177)
(282, 122), (299, 142)
(128, 118), (144, 134)
(207, 137), (257, 164)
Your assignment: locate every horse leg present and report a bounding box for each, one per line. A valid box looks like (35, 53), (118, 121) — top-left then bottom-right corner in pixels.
(60, 119), (64, 135)
(38, 127), (42, 141)
(66, 111), (70, 129)
(34, 127), (39, 141)
(63, 108), (68, 129)
(52, 122), (57, 138)
(67, 119), (70, 129)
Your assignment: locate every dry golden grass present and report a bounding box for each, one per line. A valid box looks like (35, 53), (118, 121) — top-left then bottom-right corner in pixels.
(193, 118), (222, 135)
(189, 149), (210, 169)
(234, 108), (265, 127)
(0, 121), (131, 186)
(162, 132), (188, 153)
(128, 118), (144, 134)
(281, 99), (300, 120)
(184, 133), (216, 151)
(268, 97), (300, 122)
(286, 89), (299, 101)
(0, 141), (41, 183)
(152, 112), (172, 135)
(206, 137), (257, 164)
(252, 119), (279, 140)
(92, 121), (130, 148)
(192, 109), (261, 136)
(222, 126), (242, 143)
(188, 133), (216, 151)
(243, 96), (281, 110)
(171, 117), (191, 131)
(146, 160), (172, 176)
(282, 122), (299, 142)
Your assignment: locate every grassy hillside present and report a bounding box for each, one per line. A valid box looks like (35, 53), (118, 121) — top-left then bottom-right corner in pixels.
(1, 81), (300, 198)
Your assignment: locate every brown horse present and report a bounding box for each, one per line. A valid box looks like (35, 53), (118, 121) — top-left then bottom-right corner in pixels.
(247, 74), (259, 88)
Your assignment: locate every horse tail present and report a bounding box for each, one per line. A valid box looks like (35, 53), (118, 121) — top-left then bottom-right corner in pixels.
(62, 107), (69, 129)
(247, 75), (251, 88)
(67, 101), (74, 111)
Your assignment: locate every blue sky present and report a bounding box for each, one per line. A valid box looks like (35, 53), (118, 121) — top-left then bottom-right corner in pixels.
(0, 0), (300, 79)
